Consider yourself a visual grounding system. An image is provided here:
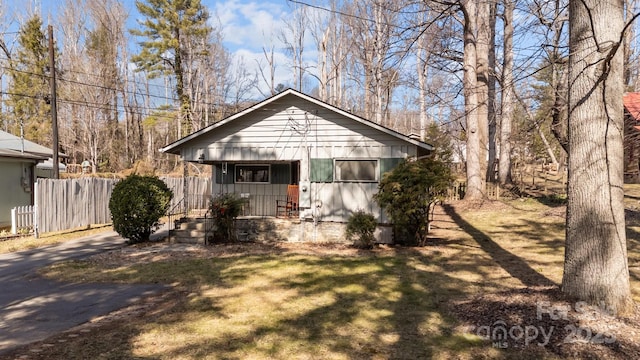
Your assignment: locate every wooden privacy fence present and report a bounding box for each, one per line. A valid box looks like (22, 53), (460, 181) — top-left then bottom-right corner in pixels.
(33, 177), (211, 235)
(161, 176), (212, 212)
(36, 178), (116, 234)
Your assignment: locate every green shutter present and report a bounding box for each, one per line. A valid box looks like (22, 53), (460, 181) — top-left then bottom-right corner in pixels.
(310, 158), (333, 182)
(215, 164), (235, 184)
(379, 158), (404, 177)
(271, 163), (291, 184)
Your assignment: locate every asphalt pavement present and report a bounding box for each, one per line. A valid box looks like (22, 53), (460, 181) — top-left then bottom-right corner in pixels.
(0, 229), (168, 355)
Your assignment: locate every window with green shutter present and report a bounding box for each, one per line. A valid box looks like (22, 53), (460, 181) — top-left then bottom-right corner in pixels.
(310, 158), (333, 182)
(335, 159), (378, 181)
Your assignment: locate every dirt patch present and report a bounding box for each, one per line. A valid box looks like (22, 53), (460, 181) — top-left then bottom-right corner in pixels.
(450, 287), (640, 359)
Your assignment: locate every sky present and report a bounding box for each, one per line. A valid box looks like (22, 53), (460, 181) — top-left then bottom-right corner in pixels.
(2, 0), (318, 99)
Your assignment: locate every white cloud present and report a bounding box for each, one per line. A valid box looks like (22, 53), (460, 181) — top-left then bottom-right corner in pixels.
(212, 0), (287, 49)
(207, 0), (321, 97)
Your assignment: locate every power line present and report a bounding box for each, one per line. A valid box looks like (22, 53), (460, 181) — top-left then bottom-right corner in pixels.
(0, 64), (232, 109)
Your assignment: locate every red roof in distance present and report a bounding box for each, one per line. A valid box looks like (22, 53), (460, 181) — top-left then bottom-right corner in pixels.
(624, 92), (640, 121)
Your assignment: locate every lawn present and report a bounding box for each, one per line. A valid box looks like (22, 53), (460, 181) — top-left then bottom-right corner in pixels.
(0, 225), (111, 254)
(5, 191), (640, 359)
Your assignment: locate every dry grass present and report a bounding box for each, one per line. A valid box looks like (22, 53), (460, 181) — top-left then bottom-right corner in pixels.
(0, 225), (112, 254)
(6, 186), (640, 359)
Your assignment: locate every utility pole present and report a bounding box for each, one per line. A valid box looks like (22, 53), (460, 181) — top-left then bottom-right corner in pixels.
(48, 24), (59, 179)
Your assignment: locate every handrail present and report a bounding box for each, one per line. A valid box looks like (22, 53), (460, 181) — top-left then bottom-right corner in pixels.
(167, 197), (186, 242)
(203, 206), (215, 244)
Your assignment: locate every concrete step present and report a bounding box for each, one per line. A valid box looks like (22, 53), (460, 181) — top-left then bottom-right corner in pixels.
(178, 220), (214, 231)
(170, 218), (215, 244)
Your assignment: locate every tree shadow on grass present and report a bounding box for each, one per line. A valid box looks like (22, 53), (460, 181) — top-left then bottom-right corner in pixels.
(442, 204), (556, 288)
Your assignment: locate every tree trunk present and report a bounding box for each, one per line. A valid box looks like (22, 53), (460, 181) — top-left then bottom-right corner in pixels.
(563, 0), (632, 315)
(462, 0), (483, 200)
(476, 0), (491, 183)
(486, 1), (497, 182)
(499, 0), (514, 184)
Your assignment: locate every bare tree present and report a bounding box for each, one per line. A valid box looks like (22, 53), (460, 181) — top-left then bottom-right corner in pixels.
(461, 0), (483, 200)
(476, 0), (492, 183)
(499, 0), (515, 184)
(280, 3), (307, 91)
(256, 37), (278, 97)
(562, 0), (632, 315)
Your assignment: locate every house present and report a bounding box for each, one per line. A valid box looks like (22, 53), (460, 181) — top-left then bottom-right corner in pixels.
(624, 93), (640, 183)
(0, 130), (56, 228)
(160, 89), (433, 242)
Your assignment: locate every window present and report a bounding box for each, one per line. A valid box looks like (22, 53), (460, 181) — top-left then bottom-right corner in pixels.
(235, 165), (270, 183)
(335, 160), (378, 182)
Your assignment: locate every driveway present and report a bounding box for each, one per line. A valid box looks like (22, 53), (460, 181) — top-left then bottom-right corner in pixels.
(0, 230), (168, 355)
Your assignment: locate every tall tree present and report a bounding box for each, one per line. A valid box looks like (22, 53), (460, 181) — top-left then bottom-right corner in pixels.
(499, 0), (515, 184)
(461, 0), (483, 200)
(131, 0), (211, 137)
(280, 3), (307, 92)
(476, 0), (493, 182)
(6, 15), (51, 146)
(562, 0), (632, 314)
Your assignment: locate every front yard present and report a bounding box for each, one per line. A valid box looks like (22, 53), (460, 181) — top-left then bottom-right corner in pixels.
(4, 195), (640, 359)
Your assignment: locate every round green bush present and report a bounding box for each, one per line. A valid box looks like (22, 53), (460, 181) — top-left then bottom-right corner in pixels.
(346, 210), (377, 249)
(109, 175), (173, 244)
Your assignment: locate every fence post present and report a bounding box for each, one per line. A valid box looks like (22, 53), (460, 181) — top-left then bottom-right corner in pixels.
(11, 207), (16, 234)
(34, 180), (39, 238)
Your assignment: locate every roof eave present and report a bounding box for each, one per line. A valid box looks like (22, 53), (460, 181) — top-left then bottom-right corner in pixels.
(159, 88), (435, 153)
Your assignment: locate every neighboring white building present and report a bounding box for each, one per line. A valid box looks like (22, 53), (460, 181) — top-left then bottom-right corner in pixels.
(0, 130), (54, 227)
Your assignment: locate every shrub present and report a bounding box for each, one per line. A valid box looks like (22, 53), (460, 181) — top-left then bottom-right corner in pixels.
(109, 175), (173, 244)
(345, 210), (377, 249)
(374, 157), (453, 246)
(209, 193), (245, 243)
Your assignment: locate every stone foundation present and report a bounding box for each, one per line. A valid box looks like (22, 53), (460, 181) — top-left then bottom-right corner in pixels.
(235, 218), (393, 244)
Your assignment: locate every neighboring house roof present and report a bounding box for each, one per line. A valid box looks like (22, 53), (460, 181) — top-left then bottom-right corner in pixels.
(160, 88), (434, 154)
(0, 147), (48, 161)
(0, 129), (55, 159)
(624, 93), (640, 132)
(624, 93), (640, 120)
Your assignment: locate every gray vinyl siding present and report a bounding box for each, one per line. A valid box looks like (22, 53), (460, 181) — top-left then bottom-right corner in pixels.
(310, 182), (387, 223)
(186, 97), (418, 163)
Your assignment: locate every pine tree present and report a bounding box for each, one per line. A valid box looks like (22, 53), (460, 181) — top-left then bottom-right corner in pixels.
(130, 0), (211, 136)
(6, 15), (51, 146)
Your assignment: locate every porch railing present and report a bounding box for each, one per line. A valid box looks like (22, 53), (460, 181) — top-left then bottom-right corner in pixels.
(166, 193), (213, 240)
(232, 194), (288, 217)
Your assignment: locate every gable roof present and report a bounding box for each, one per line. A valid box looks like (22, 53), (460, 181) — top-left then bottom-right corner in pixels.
(0, 130), (52, 160)
(160, 88), (434, 154)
